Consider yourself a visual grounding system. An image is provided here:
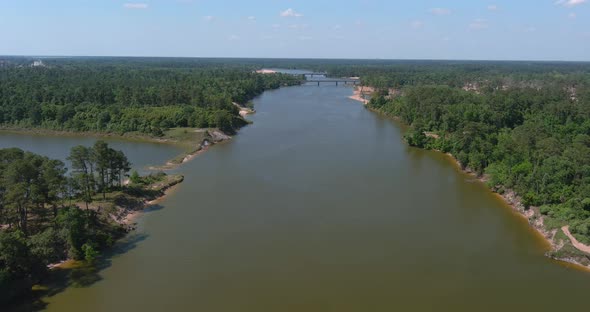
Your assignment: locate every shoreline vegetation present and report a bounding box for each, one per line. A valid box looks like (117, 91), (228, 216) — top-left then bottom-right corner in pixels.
(3, 58), (590, 308)
(0, 140), (189, 307)
(0, 125), (234, 170)
(1, 101), (257, 309)
(349, 86), (590, 271)
(0, 71), (269, 307)
(348, 86), (373, 104)
(1, 59), (302, 308)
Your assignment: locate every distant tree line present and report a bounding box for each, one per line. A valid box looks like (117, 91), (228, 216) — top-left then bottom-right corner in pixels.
(0, 141), (131, 305)
(0, 58), (300, 135)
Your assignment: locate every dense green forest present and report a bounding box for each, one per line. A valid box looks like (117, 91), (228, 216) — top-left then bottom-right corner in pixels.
(362, 63), (590, 245)
(2, 58), (590, 301)
(0, 57), (300, 135)
(0, 142), (143, 305)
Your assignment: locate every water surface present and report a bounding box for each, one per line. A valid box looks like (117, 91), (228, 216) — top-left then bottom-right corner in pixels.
(0, 132), (182, 173)
(5, 84), (589, 311)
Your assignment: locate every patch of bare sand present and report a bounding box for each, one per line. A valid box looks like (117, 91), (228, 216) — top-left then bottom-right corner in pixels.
(348, 86), (374, 104)
(562, 226), (590, 254)
(255, 69), (277, 74)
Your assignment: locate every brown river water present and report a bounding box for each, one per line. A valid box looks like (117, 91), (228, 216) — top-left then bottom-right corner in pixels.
(2, 83), (589, 311)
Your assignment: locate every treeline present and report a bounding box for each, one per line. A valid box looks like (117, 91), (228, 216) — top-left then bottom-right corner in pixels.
(0, 142), (132, 305)
(326, 61), (590, 89)
(0, 57), (300, 135)
(366, 66), (590, 244)
(231, 58), (590, 90)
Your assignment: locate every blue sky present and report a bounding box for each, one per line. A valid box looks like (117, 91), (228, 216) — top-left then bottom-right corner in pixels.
(0, 0), (588, 60)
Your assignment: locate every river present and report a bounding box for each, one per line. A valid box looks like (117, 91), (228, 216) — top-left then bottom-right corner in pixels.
(0, 132), (183, 174)
(3, 83), (590, 311)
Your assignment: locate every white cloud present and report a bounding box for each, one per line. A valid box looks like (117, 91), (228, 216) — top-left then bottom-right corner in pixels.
(228, 35), (239, 41)
(124, 3), (148, 9)
(332, 24), (342, 30)
(411, 20), (424, 29)
(469, 18), (488, 30)
(280, 8), (303, 17)
(203, 16), (215, 22)
(487, 5), (498, 11)
(247, 16), (256, 21)
(430, 8), (452, 15)
(555, 0), (587, 7)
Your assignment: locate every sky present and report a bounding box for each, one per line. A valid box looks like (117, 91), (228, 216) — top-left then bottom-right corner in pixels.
(0, 0), (589, 61)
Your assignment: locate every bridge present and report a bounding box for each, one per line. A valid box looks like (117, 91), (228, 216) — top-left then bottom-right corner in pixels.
(306, 79), (360, 86)
(301, 72), (328, 77)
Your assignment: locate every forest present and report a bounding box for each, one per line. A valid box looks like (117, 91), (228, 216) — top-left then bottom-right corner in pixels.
(362, 62), (590, 245)
(0, 141), (141, 305)
(2, 58), (590, 304)
(0, 57), (301, 135)
(0, 57), (302, 306)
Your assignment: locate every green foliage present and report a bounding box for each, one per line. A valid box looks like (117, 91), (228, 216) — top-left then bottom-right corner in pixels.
(130, 171), (167, 186)
(0, 144), (131, 304)
(81, 243), (99, 263)
(0, 58), (300, 135)
(28, 228), (64, 264)
(365, 64), (590, 243)
(0, 230), (45, 305)
(68, 141), (131, 205)
(130, 170), (141, 184)
(56, 206), (88, 260)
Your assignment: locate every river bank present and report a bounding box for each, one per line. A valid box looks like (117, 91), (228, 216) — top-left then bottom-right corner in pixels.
(0, 126), (233, 170)
(348, 86), (374, 104)
(2, 172), (187, 311)
(446, 154), (590, 270)
(349, 87), (590, 270)
(47, 173), (184, 271)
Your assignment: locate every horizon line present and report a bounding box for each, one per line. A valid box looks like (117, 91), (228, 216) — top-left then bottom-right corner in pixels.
(1, 54), (590, 63)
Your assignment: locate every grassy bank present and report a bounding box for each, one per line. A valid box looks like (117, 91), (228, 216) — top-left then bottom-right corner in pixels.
(79, 172), (184, 230)
(0, 126), (232, 169)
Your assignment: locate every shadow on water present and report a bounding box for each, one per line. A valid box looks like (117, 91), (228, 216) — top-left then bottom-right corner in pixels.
(8, 205), (166, 312)
(144, 203), (165, 213)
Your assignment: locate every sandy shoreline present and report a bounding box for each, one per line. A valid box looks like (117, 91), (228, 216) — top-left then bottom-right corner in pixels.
(123, 179), (183, 226)
(352, 87), (590, 270)
(348, 86), (374, 104)
(233, 102), (256, 118)
(255, 69), (277, 74)
(48, 176), (183, 270)
(562, 225), (590, 254)
(442, 147), (590, 270)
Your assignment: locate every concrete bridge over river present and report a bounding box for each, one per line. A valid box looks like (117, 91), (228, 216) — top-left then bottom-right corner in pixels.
(306, 79), (360, 86)
(284, 71), (361, 86)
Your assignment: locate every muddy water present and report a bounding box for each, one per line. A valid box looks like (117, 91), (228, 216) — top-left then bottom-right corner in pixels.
(8, 84), (589, 311)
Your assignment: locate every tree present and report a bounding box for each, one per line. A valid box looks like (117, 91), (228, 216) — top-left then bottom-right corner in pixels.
(68, 146), (95, 209)
(0, 230), (45, 305)
(93, 141), (110, 199)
